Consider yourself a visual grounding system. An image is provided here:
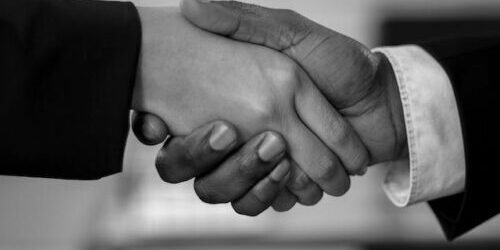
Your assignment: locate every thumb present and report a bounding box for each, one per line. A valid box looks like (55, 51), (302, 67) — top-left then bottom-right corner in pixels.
(180, 0), (377, 110)
(131, 111), (170, 146)
(180, 0), (327, 57)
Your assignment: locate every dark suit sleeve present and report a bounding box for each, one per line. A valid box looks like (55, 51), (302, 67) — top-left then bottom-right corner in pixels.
(419, 33), (500, 240)
(0, 0), (141, 179)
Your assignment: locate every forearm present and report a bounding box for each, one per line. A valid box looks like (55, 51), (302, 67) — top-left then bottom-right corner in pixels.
(0, 0), (141, 179)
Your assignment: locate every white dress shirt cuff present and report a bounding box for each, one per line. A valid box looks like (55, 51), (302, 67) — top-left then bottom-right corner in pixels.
(372, 45), (466, 207)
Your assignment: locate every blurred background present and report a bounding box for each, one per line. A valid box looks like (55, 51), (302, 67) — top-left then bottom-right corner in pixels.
(1, 0), (499, 249)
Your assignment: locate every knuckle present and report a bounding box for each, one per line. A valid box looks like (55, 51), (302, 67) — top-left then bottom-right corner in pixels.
(348, 149), (370, 174)
(323, 122), (370, 174)
(243, 89), (279, 125)
(288, 171), (312, 191)
(236, 154), (260, 181)
(252, 63), (300, 125)
(277, 9), (310, 47)
(272, 61), (301, 90)
(252, 101), (276, 124)
(252, 182), (277, 205)
(329, 122), (351, 146)
(262, 57), (301, 94)
(313, 156), (340, 183)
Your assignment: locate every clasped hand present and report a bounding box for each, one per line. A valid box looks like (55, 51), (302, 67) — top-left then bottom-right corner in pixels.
(130, 0), (407, 216)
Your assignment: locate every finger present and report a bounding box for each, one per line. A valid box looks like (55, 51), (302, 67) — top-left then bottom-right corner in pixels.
(180, 0), (317, 54)
(295, 77), (369, 175)
(131, 111), (169, 145)
(231, 159), (291, 216)
(272, 189), (297, 212)
(286, 160), (323, 206)
(194, 132), (286, 204)
(156, 121), (239, 183)
(183, 0), (352, 196)
(284, 115), (351, 196)
(181, 0), (373, 108)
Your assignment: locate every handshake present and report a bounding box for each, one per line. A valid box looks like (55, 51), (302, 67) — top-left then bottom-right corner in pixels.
(131, 0), (408, 216)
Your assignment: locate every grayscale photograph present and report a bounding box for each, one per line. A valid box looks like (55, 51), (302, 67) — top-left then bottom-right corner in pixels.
(0, 0), (498, 249)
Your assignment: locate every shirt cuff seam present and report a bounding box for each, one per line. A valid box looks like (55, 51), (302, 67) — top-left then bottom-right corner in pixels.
(374, 46), (419, 206)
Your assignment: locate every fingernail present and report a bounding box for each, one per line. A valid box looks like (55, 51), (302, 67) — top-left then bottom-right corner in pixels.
(258, 133), (285, 162)
(144, 121), (160, 139)
(209, 124), (236, 151)
(270, 160), (290, 182)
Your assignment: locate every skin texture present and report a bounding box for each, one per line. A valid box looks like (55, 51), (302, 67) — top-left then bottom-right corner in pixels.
(179, 0), (407, 165)
(131, 7), (370, 206)
(131, 118), (293, 215)
(132, 2), (407, 215)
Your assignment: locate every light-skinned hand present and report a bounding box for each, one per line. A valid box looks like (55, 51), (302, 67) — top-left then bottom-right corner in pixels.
(131, 6), (370, 210)
(180, 0), (408, 165)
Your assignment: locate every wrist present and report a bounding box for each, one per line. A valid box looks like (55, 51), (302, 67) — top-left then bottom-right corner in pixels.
(132, 6), (177, 112)
(374, 52), (409, 161)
